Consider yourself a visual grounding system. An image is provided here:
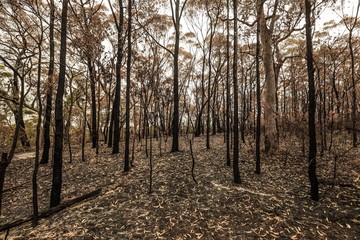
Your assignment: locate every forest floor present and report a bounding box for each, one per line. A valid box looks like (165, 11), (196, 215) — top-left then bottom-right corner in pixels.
(0, 133), (359, 239)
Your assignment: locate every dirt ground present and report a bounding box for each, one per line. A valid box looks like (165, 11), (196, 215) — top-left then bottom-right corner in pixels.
(0, 134), (359, 239)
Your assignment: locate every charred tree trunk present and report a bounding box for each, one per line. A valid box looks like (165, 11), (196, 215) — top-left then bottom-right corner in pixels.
(66, 77), (74, 162)
(226, 0), (231, 166)
(111, 0), (124, 154)
(206, 7), (214, 149)
(41, 0), (55, 164)
(347, 3), (360, 147)
(32, 41), (43, 227)
(305, 0), (319, 201)
(255, 16), (261, 174)
(171, 0), (182, 152)
(124, 0), (132, 172)
(0, 153), (8, 215)
(233, 0), (241, 184)
(88, 59), (97, 149)
(50, 0), (68, 207)
(108, 109), (114, 148)
(96, 75), (101, 155)
(82, 78), (88, 162)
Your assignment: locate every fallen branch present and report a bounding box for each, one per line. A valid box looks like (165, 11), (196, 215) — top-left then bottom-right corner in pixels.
(0, 188), (102, 232)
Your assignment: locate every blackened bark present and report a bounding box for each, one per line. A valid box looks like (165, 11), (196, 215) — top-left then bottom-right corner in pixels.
(112, 0), (124, 154)
(149, 122), (153, 194)
(0, 153), (8, 215)
(18, 117), (30, 147)
(50, 0), (68, 207)
(33, 43), (43, 227)
(305, 0), (319, 201)
(171, 0), (181, 152)
(41, 0), (55, 164)
(82, 78), (88, 162)
(233, 0), (241, 184)
(124, 0), (131, 172)
(88, 59), (97, 149)
(206, 2), (215, 149)
(226, 0), (231, 167)
(255, 16), (261, 174)
(348, 3), (360, 147)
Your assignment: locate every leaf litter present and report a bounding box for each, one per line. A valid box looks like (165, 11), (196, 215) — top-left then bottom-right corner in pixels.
(0, 134), (359, 239)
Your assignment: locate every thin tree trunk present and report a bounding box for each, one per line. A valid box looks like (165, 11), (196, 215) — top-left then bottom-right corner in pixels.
(66, 77), (74, 162)
(131, 97), (137, 166)
(149, 120), (153, 194)
(226, 0), (231, 167)
(112, 0), (124, 154)
(233, 0), (241, 184)
(323, 54), (327, 150)
(124, 0), (131, 172)
(255, 16), (261, 174)
(240, 57), (246, 144)
(82, 78), (88, 162)
(108, 109), (114, 147)
(318, 68), (324, 157)
(32, 43), (43, 227)
(347, 3), (359, 147)
(206, 11), (214, 149)
(104, 72), (113, 144)
(171, 0), (181, 152)
(87, 58), (97, 149)
(305, 0), (319, 201)
(0, 153), (8, 215)
(96, 74), (101, 155)
(138, 96), (142, 143)
(41, 0), (55, 164)
(50, 0), (68, 207)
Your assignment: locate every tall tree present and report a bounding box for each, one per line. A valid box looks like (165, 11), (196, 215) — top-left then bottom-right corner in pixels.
(40, 0), (55, 164)
(124, 0), (132, 172)
(255, 10), (261, 174)
(26, 0), (45, 226)
(225, 0), (231, 167)
(170, 0), (188, 152)
(342, 1), (360, 147)
(233, 0), (241, 184)
(256, 0), (278, 154)
(204, 0), (221, 149)
(109, 0), (125, 154)
(32, 33), (42, 227)
(50, 0), (68, 207)
(305, 0), (319, 201)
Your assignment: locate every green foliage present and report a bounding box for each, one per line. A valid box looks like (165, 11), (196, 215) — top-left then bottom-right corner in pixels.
(0, 64), (12, 79)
